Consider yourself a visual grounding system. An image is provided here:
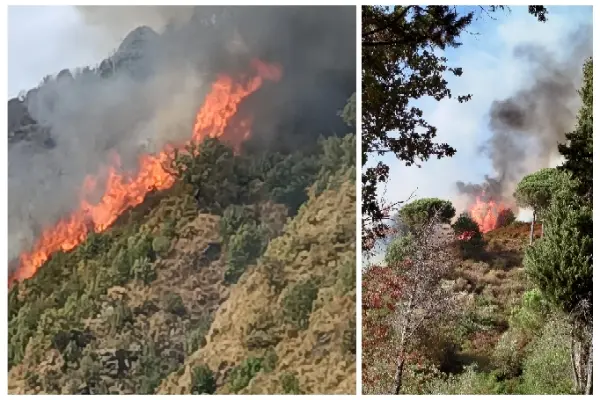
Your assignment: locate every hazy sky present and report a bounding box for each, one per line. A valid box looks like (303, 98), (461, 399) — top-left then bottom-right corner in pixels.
(370, 5), (592, 214)
(8, 6), (123, 97)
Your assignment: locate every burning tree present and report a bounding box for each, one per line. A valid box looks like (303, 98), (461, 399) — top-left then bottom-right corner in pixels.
(382, 213), (456, 394)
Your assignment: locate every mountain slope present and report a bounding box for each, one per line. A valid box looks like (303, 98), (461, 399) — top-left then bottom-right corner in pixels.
(159, 172), (356, 394)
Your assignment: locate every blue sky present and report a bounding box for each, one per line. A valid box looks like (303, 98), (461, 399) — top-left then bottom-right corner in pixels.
(371, 5), (592, 213)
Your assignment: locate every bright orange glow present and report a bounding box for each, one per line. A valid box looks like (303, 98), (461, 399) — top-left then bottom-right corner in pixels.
(468, 192), (506, 233)
(10, 60), (282, 285)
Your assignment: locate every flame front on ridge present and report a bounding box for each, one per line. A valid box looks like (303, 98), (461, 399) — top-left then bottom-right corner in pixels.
(10, 59), (282, 285)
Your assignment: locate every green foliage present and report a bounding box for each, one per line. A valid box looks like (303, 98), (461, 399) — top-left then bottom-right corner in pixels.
(220, 205), (258, 240)
(518, 320), (572, 394)
(508, 288), (548, 332)
(160, 217), (177, 239)
(261, 152), (319, 213)
(137, 342), (163, 394)
(152, 235), (171, 256)
(514, 168), (575, 217)
(132, 256), (156, 285)
(399, 198), (456, 229)
(224, 222), (268, 284)
(108, 301), (133, 335)
(162, 292), (186, 317)
(185, 316), (212, 356)
(524, 192), (592, 321)
(191, 364), (217, 394)
(228, 356), (263, 393)
(280, 372), (303, 394)
(111, 249), (132, 286)
(170, 138), (239, 213)
(559, 58), (592, 203)
(282, 279), (319, 330)
(263, 347), (278, 373)
(313, 134), (356, 195)
(385, 233), (414, 265)
(77, 232), (113, 260)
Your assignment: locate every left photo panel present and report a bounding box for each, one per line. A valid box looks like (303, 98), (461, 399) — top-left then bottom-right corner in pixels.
(7, 6), (357, 395)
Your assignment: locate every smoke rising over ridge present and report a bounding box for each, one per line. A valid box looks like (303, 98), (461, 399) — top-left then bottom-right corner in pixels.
(7, 6), (356, 269)
(456, 23), (592, 208)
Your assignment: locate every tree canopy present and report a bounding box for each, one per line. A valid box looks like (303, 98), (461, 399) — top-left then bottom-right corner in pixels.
(514, 168), (575, 218)
(398, 197), (455, 230)
(558, 58), (593, 203)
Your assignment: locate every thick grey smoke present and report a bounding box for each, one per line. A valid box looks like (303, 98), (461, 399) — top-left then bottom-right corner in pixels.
(456, 23), (592, 208)
(7, 6), (356, 270)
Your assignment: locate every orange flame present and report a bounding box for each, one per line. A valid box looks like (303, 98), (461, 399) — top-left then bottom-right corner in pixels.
(10, 59), (282, 285)
(468, 192), (505, 233)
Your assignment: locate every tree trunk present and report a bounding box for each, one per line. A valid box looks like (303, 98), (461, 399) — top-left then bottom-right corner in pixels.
(541, 221), (544, 238)
(571, 323), (593, 394)
(585, 342), (593, 395)
(529, 210), (536, 245)
(393, 355), (405, 395)
(571, 336), (580, 392)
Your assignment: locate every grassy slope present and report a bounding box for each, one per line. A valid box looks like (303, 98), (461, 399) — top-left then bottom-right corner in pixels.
(159, 175), (356, 394)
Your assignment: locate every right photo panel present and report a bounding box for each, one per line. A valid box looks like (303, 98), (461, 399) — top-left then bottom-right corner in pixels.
(362, 5), (593, 395)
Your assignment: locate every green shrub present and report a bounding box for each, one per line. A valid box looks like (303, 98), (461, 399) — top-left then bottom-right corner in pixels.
(152, 235), (171, 256)
(508, 288), (547, 332)
(132, 256), (157, 285)
(191, 364), (216, 394)
(137, 344), (162, 394)
(263, 347), (278, 373)
(110, 249), (132, 286)
(224, 222), (267, 284)
(399, 198), (456, 230)
(282, 279), (319, 330)
(228, 357), (263, 393)
(162, 292), (186, 316)
(280, 372), (303, 394)
(220, 205), (257, 241)
(185, 316), (212, 355)
(385, 233), (414, 265)
(517, 319), (572, 394)
(108, 301), (133, 335)
(160, 218), (177, 239)
(128, 232), (155, 262)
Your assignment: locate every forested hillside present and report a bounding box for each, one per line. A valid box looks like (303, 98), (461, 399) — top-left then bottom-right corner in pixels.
(8, 7), (356, 394)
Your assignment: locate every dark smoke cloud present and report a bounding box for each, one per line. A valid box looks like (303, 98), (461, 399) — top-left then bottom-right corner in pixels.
(7, 6), (356, 268)
(456, 23), (592, 209)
